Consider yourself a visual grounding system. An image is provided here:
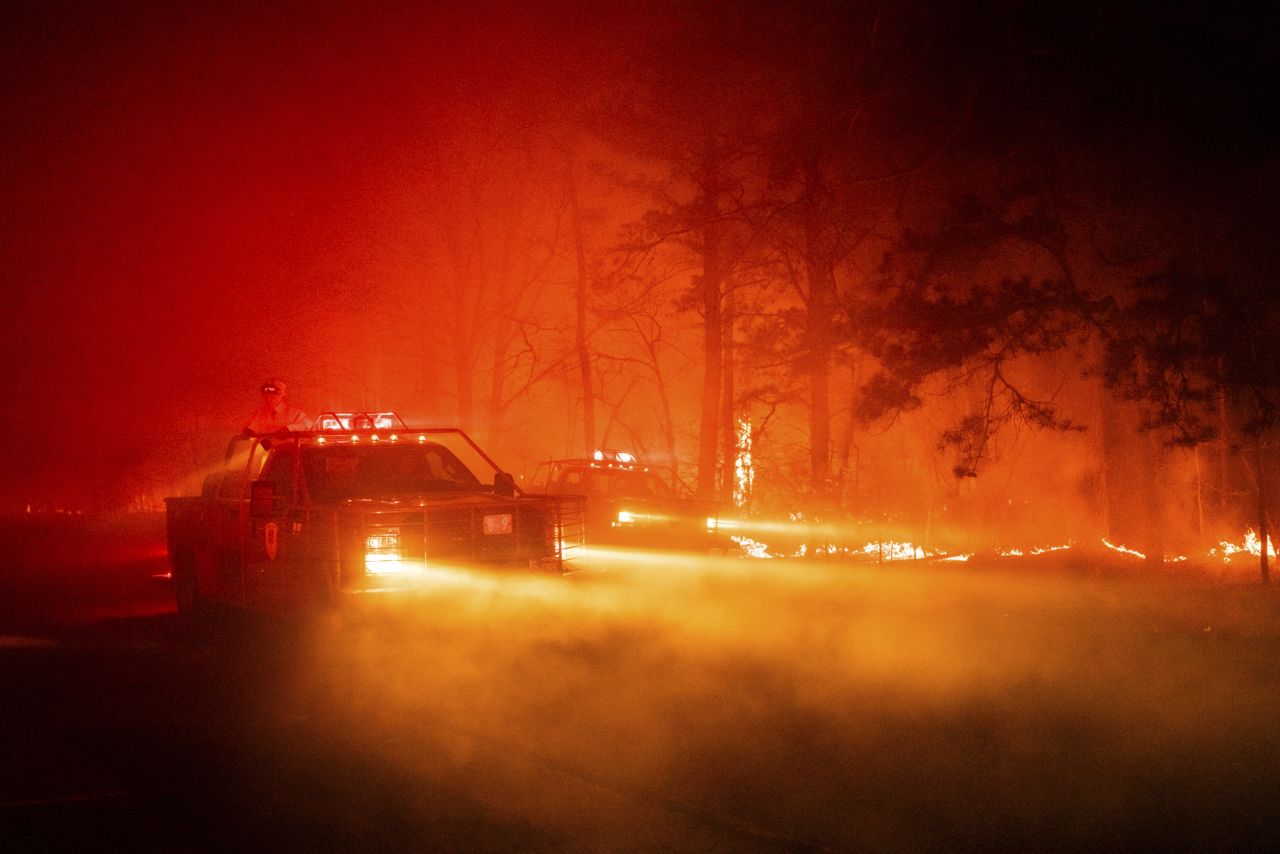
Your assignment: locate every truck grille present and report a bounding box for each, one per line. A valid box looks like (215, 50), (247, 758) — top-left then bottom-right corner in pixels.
(425, 503), (556, 560)
(336, 497), (585, 578)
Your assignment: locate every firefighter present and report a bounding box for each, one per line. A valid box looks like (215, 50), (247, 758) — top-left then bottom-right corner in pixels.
(244, 379), (310, 434)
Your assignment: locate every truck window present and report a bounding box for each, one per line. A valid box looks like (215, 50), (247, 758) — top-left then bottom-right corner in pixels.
(551, 466), (584, 494)
(301, 443), (482, 500)
(261, 442), (298, 503)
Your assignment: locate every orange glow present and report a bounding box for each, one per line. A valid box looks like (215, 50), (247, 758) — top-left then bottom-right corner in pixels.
(365, 554), (405, 574)
(613, 510), (673, 526)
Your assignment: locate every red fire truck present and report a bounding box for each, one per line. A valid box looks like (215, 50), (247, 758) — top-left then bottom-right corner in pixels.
(165, 412), (585, 615)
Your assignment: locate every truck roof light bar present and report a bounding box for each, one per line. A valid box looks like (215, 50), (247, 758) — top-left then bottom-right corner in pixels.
(592, 448), (638, 464)
(316, 411), (408, 432)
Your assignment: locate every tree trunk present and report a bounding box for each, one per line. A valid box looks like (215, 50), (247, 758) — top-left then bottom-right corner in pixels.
(1256, 440), (1271, 585)
(485, 320), (512, 450)
(1193, 443), (1206, 542)
(1142, 432), (1165, 569)
(1218, 387), (1230, 513)
(1094, 373), (1123, 542)
(639, 328), (680, 488)
(455, 354), (475, 433)
(803, 152), (834, 498)
(720, 277), (736, 503)
(696, 158), (723, 502)
(567, 155), (596, 455)
(698, 239), (723, 500)
(835, 355), (862, 515)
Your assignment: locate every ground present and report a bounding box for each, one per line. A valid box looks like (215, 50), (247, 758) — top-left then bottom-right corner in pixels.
(1, 514), (1279, 852)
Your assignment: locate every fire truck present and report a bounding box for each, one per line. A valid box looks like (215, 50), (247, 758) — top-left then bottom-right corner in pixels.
(165, 412), (585, 615)
(530, 449), (727, 551)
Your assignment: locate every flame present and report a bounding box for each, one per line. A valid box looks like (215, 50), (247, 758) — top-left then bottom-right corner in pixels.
(1102, 538), (1146, 559)
(733, 417), (753, 510)
(731, 535), (773, 559)
(1210, 528), (1276, 562)
(785, 540), (942, 561)
(862, 541), (928, 561)
(720, 521), (1262, 568)
(1101, 539), (1188, 564)
(999, 543), (1073, 557)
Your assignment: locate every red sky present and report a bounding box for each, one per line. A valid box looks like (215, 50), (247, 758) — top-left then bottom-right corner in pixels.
(0, 1), (635, 502)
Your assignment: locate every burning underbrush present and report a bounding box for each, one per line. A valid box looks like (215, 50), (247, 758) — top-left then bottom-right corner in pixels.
(722, 516), (1279, 584)
(268, 549), (1280, 850)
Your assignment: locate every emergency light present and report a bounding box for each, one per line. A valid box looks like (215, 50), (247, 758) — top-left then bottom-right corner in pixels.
(317, 411), (408, 432)
(591, 448), (638, 465)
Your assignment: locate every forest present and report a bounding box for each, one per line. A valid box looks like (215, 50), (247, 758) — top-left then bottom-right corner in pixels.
(366, 2), (1277, 574)
(3, 1), (1276, 576)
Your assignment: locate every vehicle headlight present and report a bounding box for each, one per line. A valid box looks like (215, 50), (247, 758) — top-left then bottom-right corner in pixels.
(365, 527), (402, 573)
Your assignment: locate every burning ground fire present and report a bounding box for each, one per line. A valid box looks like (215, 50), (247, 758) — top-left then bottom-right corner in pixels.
(1210, 529), (1276, 561)
(727, 524), (1277, 569)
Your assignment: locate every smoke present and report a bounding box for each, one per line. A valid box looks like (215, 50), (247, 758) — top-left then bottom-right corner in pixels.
(259, 552), (1280, 849)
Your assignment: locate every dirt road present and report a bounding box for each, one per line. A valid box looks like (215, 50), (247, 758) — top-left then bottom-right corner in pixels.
(3, 515), (1279, 851)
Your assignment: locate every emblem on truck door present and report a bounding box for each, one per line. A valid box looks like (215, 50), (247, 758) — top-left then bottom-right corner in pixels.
(264, 522), (279, 560)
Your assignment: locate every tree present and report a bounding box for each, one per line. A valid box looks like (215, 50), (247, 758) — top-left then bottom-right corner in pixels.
(1104, 261), (1280, 583)
(736, 0), (973, 506)
(596, 7), (769, 500)
(418, 123), (569, 449)
(855, 193), (1088, 477)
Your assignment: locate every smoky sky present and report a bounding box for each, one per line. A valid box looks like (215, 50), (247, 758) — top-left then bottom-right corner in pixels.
(0, 0), (1274, 503)
(0, 0), (621, 496)
(941, 1), (1276, 156)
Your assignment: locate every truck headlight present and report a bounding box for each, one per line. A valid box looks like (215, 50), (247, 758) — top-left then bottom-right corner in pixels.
(365, 527), (402, 573)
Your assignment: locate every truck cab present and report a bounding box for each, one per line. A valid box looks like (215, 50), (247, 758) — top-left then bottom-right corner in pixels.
(166, 412), (584, 615)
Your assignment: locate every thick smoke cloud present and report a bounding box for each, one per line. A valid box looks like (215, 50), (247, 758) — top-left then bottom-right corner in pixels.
(260, 552), (1280, 849)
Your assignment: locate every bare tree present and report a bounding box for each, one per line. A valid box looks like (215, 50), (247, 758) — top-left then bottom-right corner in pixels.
(420, 126), (570, 448)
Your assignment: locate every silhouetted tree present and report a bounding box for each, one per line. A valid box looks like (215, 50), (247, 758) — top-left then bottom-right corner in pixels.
(597, 6), (770, 500)
(856, 193), (1089, 477)
(1103, 261), (1280, 583)
(747, 0), (958, 504)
